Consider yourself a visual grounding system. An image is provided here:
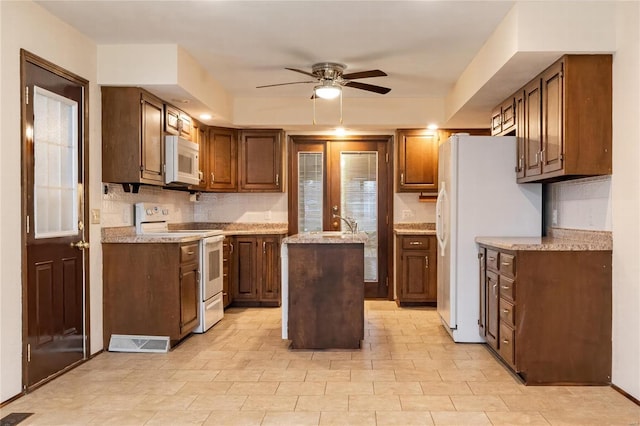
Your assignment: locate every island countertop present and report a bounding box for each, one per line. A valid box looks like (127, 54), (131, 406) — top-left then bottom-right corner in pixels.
(283, 232), (368, 244)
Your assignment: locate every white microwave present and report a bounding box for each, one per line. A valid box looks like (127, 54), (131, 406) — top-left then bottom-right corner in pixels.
(165, 135), (200, 185)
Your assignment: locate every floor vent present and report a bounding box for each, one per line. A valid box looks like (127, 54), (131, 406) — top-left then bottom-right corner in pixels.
(108, 334), (170, 353)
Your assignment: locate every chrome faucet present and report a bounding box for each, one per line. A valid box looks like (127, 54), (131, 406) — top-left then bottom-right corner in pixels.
(332, 214), (358, 234)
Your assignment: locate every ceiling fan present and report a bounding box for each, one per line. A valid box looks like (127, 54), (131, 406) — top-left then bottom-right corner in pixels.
(257, 62), (391, 99)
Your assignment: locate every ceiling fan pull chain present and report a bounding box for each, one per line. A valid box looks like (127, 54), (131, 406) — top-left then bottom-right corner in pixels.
(313, 94), (317, 125)
(340, 89), (343, 125)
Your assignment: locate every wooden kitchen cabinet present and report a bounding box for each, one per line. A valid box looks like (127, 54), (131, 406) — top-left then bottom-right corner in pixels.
(395, 235), (437, 305)
(477, 243), (612, 384)
(232, 234), (282, 306)
(192, 121), (209, 190)
(222, 236), (234, 308)
(496, 55), (612, 183)
(491, 95), (516, 136)
(102, 241), (200, 348)
(396, 129), (490, 194)
(207, 127), (238, 192)
(239, 130), (284, 192)
(165, 104), (193, 141)
(102, 87), (165, 187)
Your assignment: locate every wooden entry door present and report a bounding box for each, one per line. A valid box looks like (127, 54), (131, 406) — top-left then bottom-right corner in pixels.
(22, 51), (89, 388)
(289, 136), (392, 299)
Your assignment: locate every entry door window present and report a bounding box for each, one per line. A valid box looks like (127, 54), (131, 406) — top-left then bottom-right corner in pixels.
(33, 86), (79, 239)
(297, 152), (323, 233)
(341, 152), (378, 282)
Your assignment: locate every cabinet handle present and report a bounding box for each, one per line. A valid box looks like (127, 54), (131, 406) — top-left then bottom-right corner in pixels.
(535, 152), (540, 165)
(425, 256), (429, 269)
(400, 172), (404, 185)
(518, 157), (523, 171)
(409, 241), (423, 245)
(263, 241), (266, 254)
(502, 309), (510, 314)
(488, 256), (496, 261)
(541, 150), (545, 164)
(275, 174), (279, 186)
(210, 173), (215, 184)
(493, 283), (497, 296)
(230, 242), (234, 253)
(502, 339), (510, 344)
(500, 285), (510, 290)
(501, 262), (511, 266)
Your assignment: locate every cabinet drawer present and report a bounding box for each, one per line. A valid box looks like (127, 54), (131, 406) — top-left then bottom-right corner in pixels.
(499, 275), (515, 301)
(486, 249), (499, 272)
(402, 236), (432, 250)
(499, 298), (515, 327)
(499, 253), (515, 278)
(180, 243), (199, 264)
(499, 322), (515, 366)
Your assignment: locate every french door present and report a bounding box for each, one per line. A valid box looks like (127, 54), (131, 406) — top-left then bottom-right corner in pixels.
(21, 50), (89, 388)
(289, 136), (392, 299)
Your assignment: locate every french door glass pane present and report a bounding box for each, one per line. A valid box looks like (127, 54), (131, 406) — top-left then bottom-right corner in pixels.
(33, 86), (79, 239)
(341, 152), (378, 282)
(298, 152), (323, 232)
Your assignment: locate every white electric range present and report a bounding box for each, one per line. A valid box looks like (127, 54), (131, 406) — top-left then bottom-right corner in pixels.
(134, 203), (224, 333)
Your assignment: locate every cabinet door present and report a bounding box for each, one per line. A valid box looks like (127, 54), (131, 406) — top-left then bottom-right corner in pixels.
(514, 91), (526, 179)
(222, 237), (233, 307)
(541, 61), (564, 174)
(397, 129), (438, 192)
(478, 248), (487, 338)
(239, 130), (283, 192)
(233, 237), (259, 301)
(179, 113), (193, 140)
(179, 262), (200, 337)
(486, 270), (499, 349)
(194, 124), (208, 190)
(491, 106), (503, 136)
(165, 104), (181, 135)
(259, 236), (281, 303)
(208, 127), (238, 191)
(500, 97), (516, 135)
(524, 79), (542, 178)
(140, 93), (165, 183)
(400, 250), (431, 301)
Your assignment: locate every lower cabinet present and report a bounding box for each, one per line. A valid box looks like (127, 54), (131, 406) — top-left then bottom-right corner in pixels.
(232, 234), (282, 307)
(396, 235), (437, 305)
(102, 242), (200, 348)
(222, 237), (234, 308)
(478, 244), (612, 384)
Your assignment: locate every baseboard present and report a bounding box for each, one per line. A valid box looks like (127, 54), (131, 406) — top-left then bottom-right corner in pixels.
(612, 383), (640, 406)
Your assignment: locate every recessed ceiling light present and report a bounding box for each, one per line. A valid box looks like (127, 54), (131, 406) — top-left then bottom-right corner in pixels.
(199, 114), (212, 120)
(427, 123), (438, 130)
(335, 127), (346, 136)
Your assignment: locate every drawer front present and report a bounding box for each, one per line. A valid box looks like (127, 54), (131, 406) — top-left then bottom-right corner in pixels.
(486, 249), (499, 272)
(499, 275), (515, 301)
(499, 253), (515, 278)
(499, 322), (515, 367)
(180, 242), (199, 264)
(499, 298), (515, 327)
(402, 236), (432, 250)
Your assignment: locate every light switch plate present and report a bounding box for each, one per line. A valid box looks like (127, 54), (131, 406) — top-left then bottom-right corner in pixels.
(91, 209), (101, 224)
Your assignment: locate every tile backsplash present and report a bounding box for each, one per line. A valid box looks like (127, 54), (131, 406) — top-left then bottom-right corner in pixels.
(394, 193), (436, 223)
(545, 175), (612, 231)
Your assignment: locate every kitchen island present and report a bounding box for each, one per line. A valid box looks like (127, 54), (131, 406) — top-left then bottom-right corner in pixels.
(281, 232), (367, 349)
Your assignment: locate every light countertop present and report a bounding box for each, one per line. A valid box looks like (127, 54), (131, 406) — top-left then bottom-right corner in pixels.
(393, 223), (436, 235)
(283, 232), (368, 245)
(476, 228), (612, 251)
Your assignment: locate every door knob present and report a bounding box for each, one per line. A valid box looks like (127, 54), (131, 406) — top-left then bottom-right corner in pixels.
(70, 241), (89, 250)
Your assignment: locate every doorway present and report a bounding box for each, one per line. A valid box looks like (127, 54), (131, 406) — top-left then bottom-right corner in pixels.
(288, 136), (393, 299)
(21, 50), (90, 389)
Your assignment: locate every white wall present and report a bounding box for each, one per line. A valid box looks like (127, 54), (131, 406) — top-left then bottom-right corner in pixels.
(0, 1), (101, 402)
(393, 193), (436, 224)
(611, 1), (640, 400)
(545, 176), (612, 231)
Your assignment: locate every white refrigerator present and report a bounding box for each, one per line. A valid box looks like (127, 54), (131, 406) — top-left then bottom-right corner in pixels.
(435, 134), (542, 342)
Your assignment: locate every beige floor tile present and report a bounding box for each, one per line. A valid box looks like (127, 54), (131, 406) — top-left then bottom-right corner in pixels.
(262, 411), (320, 425)
(395, 368), (441, 382)
(79, 394), (147, 411)
(375, 410), (434, 425)
(296, 395), (349, 411)
(135, 394), (197, 411)
(325, 381), (374, 395)
(500, 394), (551, 411)
(85, 410), (157, 425)
(213, 369), (262, 382)
(466, 381), (523, 395)
(272, 350), (314, 360)
(450, 394), (510, 411)
(243, 359), (291, 369)
(306, 370), (351, 382)
(20, 411), (98, 425)
(374, 381), (423, 395)
(312, 351), (353, 361)
(420, 381), (473, 396)
(170, 369), (219, 382)
(232, 350), (275, 360)
(288, 359), (332, 370)
(145, 409), (212, 425)
(175, 380), (233, 395)
(413, 359), (458, 370)
(539, 408), (640, 425)
(485, 411), (551, 425)
(202, 410), (265, 425)
(350, 370), (396, 382)
(241, 395), (298, 411)
(349, 395), (401, 411)
(319, 411), (377, 425)
(159, 358), (210, 370)
(372, 359), (416, 370)
(205, 359), (250, 370)
(277, 381), (327, 395)
(124, 369), (179, 381)
(227, 381), (279, 395)
(400, 395), (455, 411)
(330, 360), (373, 370)
(260, 368), (307, 382)
(193, 350), (238, 360)
(437, 368), (487, 382)
(350, 350), (392, 360)
(430, 411), (492, 425)
(189, 394), (248, 411)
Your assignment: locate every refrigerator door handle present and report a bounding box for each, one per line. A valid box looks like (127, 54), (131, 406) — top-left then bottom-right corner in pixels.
(435, 183), (447, 257)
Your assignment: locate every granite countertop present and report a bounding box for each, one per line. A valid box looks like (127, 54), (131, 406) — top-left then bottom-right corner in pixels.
(476, 228), (612, 251)
(283, 232), (369, 245)
(102, 222), (288, 243)
(394, 223), (436, 235)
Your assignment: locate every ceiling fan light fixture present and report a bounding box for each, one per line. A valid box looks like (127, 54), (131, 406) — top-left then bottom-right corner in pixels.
(314, 83), (342, 100)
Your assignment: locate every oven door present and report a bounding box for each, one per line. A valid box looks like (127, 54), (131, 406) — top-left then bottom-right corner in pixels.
(202, 235), (224, 300)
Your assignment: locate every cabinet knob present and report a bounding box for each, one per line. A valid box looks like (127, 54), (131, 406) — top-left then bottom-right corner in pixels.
(502, 339), (510, 344)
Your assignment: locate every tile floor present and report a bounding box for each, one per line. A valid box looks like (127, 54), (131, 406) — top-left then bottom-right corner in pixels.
(1, 301), (639, 425)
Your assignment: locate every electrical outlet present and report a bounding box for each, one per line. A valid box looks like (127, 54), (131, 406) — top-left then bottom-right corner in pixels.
(402, 210), (414, 219)
(552, 209), (558, 226)
(264, 210), (272, 221)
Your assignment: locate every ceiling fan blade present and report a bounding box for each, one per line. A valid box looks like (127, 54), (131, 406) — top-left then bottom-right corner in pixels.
(344, 81), (391, 94)
(285, 67), (317, 78)
(256, 80), (316, 88)
(342, 69), (387, 80)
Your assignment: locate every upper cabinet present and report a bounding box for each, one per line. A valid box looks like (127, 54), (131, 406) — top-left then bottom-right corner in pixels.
(192, 121), (208, 191)
(396, 128), (490, 193)
(495, 55), (612, 183)
(165, 104), (193, 141)
(102, 87), (165, 187)
(207, 127), (238, 192)
(239, 130), (284, 192)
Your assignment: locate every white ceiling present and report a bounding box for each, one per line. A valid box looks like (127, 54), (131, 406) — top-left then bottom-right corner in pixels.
(36, 0), (515, 102)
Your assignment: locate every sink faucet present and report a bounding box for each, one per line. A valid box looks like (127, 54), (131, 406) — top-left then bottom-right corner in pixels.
(332, 214), (358, 233)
